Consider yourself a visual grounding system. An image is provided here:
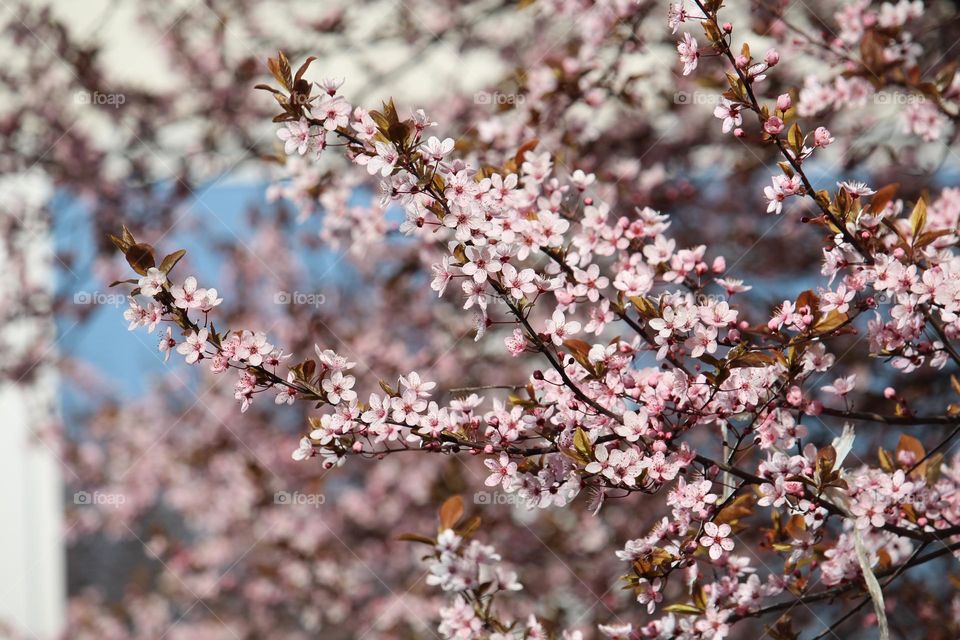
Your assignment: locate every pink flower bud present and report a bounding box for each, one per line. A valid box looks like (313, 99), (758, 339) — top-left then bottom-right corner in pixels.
(733, 127), (745, 138)
(776, 93), (792, 111)
(712, 256), (726, 273)
(813, 126), (834, 147)
(786, 386), (803, 406)
(735, 55), (749, 69)
(765, 48), (780, 66)
(585, 88), (604, 107)
(884, 387), (896, 399)
(764, 116), (784, 135)
(722, 22), (733, 33)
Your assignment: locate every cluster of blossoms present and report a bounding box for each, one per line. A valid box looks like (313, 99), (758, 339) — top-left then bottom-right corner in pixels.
(793, 0), (954, 142)
(115, 249), (299, 414)
(99, 0), (960, 638)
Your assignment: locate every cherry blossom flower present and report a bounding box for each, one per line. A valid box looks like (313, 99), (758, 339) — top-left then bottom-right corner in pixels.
(544, 309), (581, 346)
(484, 453), (518, 489)
(763, 116), (784, 135)
(764, 174), (802, 215)
(461, 246), (502, 283)
(713, 99), (742, 133)
(275, 372), (298, 405)
(837, 181), (876, 198)
(123, 297), (148, 330)
(699, 521), (734, 560)
(351, 107), (378, 140)
(821, 284), (855, 314)
(236, 331), (273, 366)
(316, 94), (350, 131)
(421, 136), (455, 162)
(902, 101), (947, 142)
(399, 371), (436, 397)
(573, 264), (609, 302)
(290, 437), (315, 461)
(677, 32), (699, 76)
(322, 370), (357, 405)
(667, 2), (689, 34)
(393, 390), (428, 426)
(431, 257), (457, 297)
(138, 267), (167, 296)
(175, 328), (207, 364)
(504, 328), (526, 356)
(199, 288), (223, 311)
(277, 118), (315, 156)
(813, 126), (834, 147)
(500, 263), (537, 300)
(570, 169), (596, 191)
(356, 141), (399, 176)
(158, 326), (176, 363)
(822, 374), (857, 398)
(685, 324), (718, 358)
(171, 276), (206, 310)
(614, 409), (649, 442)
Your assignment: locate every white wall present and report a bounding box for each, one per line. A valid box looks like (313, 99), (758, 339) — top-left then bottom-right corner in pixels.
(0, 385), (65, 638)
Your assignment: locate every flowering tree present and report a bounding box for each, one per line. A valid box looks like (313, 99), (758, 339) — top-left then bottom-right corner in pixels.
(11, 0), (960, 637)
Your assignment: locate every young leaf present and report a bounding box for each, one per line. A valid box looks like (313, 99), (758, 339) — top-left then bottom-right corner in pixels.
(438, 495), (464, 530)
(867, 183), (898, 214)
(787, 122), (803, 151)
(158, 249), (187, 274)
(125, 243), (156, 275)
(294, 56), (317, 84)
(663, 603), (703, 615)
(909, 197), (927, 239)
(397, 533), (436, 545)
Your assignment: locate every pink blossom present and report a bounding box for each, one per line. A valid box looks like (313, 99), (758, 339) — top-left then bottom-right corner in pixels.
(175, 328), (207, 364)
(677, 32), (699, 76)
(699, 521), (734, 560)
